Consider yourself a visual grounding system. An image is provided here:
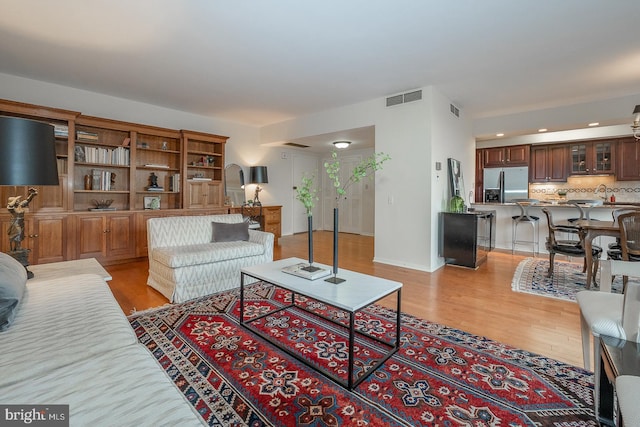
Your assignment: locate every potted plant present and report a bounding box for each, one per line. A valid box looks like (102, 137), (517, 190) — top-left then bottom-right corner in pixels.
(324, 150), (390, 283)
(295, 173), (321, 272)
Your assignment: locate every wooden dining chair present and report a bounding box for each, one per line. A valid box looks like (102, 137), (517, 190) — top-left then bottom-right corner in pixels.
(541, 208), (602, 278)
(576, 259), (640, 418)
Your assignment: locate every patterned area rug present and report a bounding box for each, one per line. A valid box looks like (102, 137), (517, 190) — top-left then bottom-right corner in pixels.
(511, 257), (624, 302)
(129, 282), (596, 426)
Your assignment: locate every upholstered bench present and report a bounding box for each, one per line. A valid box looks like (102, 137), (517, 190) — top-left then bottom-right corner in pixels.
(146, 214), (274, 303)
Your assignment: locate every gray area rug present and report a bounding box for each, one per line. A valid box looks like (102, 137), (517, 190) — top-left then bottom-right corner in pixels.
(511, 257), (624, 302)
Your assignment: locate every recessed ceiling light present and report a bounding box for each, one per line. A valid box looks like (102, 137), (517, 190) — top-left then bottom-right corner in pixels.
(538, 128), (548, 132)
(496, 133), (504, 137)
(588, 122), (599, 127)
(332, 140), (351, 149)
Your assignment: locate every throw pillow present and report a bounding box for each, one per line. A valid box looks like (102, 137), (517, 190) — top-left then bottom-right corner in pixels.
(211, 221), (249, 242)
(0, 252), (28, 331)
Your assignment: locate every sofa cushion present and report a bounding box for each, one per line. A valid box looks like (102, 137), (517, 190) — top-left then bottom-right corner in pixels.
(0, 252), (27, 331)
(211, 221), (249, 242)
(0, 273), (138, 388)
(153, 241), (265, 268)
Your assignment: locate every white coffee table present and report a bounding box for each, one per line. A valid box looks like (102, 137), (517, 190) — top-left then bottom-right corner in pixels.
(240, 257), (402, 389)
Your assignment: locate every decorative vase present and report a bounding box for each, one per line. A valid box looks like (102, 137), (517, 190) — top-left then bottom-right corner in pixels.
(300, 215), (321, 273)
(325, 207), (345, 283)
(449, 190), (465, 213)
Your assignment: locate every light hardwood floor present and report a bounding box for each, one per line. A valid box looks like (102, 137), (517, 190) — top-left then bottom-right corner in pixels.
(105, 231), (584, 368)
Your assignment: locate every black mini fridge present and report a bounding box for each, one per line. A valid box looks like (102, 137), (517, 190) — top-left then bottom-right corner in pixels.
(441, 210), (496, 268)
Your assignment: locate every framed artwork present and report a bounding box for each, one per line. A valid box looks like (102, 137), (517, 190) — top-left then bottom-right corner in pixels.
(447, 158), (464, 199)
(144, 196), (160, 210)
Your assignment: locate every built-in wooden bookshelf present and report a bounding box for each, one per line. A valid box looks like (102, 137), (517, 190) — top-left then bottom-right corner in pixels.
(0, 99), (229, 265)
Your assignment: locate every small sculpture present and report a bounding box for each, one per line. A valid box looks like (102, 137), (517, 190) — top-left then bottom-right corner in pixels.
(149, 172), (159, 188)
(7, 187), (38, 252)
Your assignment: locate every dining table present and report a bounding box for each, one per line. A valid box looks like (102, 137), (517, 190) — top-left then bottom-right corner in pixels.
(574, 219), (620, 289)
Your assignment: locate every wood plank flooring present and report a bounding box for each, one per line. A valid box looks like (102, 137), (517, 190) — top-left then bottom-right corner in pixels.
(105, 231), (585, 367)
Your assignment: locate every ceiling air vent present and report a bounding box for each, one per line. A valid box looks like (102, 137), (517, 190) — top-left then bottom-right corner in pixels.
(284, 142), (310, 148)
(450, 103), (460, 117)
(386, 89), (422, 107)
(386, 94), (404, 107)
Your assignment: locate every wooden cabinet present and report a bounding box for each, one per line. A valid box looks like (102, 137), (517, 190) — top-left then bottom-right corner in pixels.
(76, 213), (135, 261)
(229, 205), (282, 240)
(616, 137), (640, 181)
(28, 215), (69, 264)
(186, 181), (224, 209)
(262, 206), (282, 238)
(569, 140), (615, 175)
(530, 144), (568, 183)
(475, 149), (484, 202)
(482, 145), (530, 167)
(182, 131), (227, 209)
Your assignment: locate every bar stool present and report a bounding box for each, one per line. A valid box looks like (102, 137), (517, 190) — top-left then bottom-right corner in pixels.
(511, 198), (540, 255)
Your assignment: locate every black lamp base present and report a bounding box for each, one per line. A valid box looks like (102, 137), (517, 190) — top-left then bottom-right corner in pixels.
(8, 249), (34, 279)
(325, 276), (345, 284)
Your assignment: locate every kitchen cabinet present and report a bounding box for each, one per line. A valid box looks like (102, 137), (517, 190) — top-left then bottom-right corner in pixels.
(530, 144), (568, 182)
(482, 145), (530, 168)
(441, 211), (495, 268)
(475, 149), (484, 202)
(616, 137), (640, 181)
(569, 140), (615, 175)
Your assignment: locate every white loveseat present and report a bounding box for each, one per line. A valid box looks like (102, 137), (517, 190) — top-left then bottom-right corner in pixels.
(146, 214), (274, 303)
(0, 254), (203, 426)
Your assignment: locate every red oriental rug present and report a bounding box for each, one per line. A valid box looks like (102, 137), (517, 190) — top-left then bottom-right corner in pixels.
(129, 282), (597, 426)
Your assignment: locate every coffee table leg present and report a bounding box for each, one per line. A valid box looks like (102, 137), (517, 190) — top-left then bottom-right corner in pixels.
(396, 289), (402, 350)
(348, 312), (355, 389)
(240, 273), (245, 325)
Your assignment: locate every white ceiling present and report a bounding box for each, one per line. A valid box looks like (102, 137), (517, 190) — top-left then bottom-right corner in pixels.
(1, 1), (639, 148)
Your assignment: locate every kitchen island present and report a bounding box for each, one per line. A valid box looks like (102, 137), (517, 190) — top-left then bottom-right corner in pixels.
(469, 201), (639, 256)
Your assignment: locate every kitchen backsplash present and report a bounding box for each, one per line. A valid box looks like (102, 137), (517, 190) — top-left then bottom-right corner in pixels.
(529, 176), (640, 203)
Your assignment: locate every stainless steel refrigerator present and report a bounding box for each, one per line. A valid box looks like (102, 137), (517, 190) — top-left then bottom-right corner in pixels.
(483, 166), (529, 202)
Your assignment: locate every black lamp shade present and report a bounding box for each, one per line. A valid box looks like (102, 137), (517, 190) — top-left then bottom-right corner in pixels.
(249, 166), (268, 184)
(0, 116), (59, 186)
(633, 105), (640, 115)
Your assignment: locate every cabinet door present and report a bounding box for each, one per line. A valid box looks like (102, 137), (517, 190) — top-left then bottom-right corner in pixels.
(547, 145), (568, 181)
(505, 145), (530, 166)
(30, 216), (67, 264)
(106, 214), (135, 259)
(616, 138), (640, 180)
(77, 215), (106, 259)
(483, 147), (505, 167)
(186, 181), (207, 208)
(475, 150), (484, 202)
(570, 143), (588, 174)
(530, 146), (549, 182)
(592, 140), (614, 174)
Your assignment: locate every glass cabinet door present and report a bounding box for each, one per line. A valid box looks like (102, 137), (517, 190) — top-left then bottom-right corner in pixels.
(593, 141), (613, 173)
(570, 144), (587, 174)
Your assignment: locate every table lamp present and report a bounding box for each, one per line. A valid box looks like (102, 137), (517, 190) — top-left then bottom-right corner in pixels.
(0, 116), (59, 278)
(249, 166), (268, 206)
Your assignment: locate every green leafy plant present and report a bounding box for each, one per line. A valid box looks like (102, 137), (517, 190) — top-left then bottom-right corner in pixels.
(295, 173), (319, 217)
(324, 150), (390, 205)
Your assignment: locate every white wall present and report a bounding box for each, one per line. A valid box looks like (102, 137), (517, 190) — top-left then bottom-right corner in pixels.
(262, 86), (473, 271)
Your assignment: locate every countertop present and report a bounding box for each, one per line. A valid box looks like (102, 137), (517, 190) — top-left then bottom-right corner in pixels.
(471, 201), (640, 208)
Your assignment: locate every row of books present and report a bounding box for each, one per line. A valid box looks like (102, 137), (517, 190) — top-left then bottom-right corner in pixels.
(92, 169), (115, 191)
(80, 146), (130, 165)
(56, 158), (67, 174)
(170, 174), (180, 192)
(53, 123), (68, 138)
